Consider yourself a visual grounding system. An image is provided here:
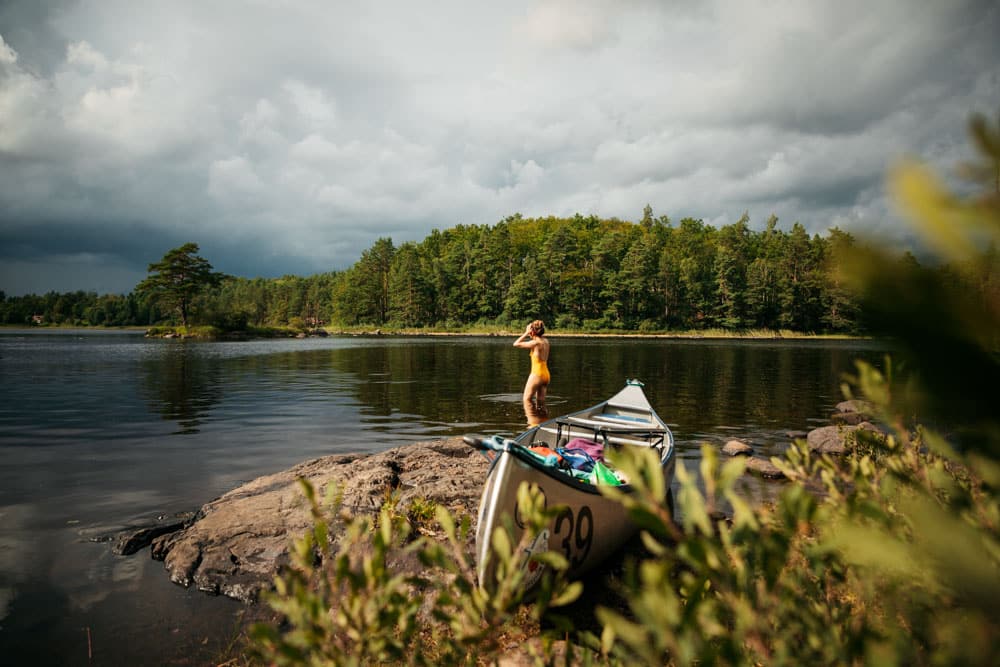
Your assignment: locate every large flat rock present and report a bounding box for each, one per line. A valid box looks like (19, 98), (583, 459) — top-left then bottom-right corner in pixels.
(149, 437), (488, 602)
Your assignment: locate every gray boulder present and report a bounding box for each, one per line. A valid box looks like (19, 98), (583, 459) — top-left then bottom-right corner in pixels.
(835, 399), (874, 415)
(722, 439), (754, 456)
(830, 411), (869, 426)
(807, 425), (847, 454)
(719, 440), (785, 479)
(831, 399), (876, 425)
(744, 457), (786, 479)
(807, 422), (887, 455)
(148, 437), (488, 602)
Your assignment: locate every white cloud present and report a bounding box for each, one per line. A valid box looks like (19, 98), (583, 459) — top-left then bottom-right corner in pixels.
(282, 80), (336, 128)
(0, 34), (19, 64)
(0, 38), (54, 155)
(289, 133), (339, 164)
(516, 0), (619, 51)
(0, 0), (998, 294)
(509, 159), (544, 188)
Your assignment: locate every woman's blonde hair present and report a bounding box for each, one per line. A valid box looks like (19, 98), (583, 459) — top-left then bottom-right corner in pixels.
(530, 320), (545, 336)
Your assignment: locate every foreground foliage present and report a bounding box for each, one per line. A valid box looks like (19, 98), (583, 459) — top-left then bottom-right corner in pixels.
(250, 481), (584, 666)
(250, 377), (997, 666)
(596, 403), (997, 665)
(587, 110), (999, 666)
(248, 112), (999, 665)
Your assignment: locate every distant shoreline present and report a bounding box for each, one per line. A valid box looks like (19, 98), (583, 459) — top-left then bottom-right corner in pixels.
(3, 323), (867, 341)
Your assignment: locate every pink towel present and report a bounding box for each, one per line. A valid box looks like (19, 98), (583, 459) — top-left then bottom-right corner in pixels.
(565, 437), (605, 462)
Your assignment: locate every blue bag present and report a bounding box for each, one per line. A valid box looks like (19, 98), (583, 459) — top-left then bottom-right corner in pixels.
(556, 447), (597, 472)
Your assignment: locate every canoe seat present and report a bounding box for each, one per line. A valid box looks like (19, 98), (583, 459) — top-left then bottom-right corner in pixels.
(564, 416), (615, 428)
(591, 413), (656, 427)
(605, 402), (649, 413)
(565, 415), (658, 431)
(539, 425), (659, 448)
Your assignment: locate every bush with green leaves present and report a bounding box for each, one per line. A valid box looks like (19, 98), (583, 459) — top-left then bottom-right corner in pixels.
(594, 381), (997, 665)
(591, 110), (1000, 666)
(250, 111), (999, 665)
(250, 480), (584, 666)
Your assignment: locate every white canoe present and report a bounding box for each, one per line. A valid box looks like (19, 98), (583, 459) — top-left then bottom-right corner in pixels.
(467, 380), (675, 590)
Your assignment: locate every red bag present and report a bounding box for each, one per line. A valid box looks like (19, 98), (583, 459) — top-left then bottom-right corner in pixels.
(529, 445), (563, 462)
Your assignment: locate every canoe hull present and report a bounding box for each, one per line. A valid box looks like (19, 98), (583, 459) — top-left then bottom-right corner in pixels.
(475, 445), (674, 589)
(473, 381), (675, 590)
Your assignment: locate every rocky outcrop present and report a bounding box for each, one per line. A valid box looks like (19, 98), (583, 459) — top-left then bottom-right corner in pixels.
(146, 437), (489, 603)
(114, 518), (191, 555)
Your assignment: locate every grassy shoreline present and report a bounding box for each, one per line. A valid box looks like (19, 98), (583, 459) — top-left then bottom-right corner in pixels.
(363, 329), (861, 340)
(3, 323), (866, 340)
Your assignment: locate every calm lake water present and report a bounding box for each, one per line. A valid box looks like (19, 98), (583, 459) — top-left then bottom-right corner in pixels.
(0, 329), (886, 665)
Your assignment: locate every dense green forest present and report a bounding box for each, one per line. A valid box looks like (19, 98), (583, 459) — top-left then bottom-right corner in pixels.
(1, 207), (979, 334)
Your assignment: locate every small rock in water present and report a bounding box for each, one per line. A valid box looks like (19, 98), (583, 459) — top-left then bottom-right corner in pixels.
(722, 439), (753, 456)
(807, 425), (846, 454)
(744, 457), (786, 480)
(830, 411), (867, 426)
(835, 399), (874, 415)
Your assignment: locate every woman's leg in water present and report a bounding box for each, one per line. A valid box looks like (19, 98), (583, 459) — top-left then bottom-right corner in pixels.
(523, 375), (546, 424)
(535, 382), (547, 412)
(523, 375), (549, 424)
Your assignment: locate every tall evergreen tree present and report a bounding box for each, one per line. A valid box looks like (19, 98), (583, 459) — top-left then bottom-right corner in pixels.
(388, 243), (434, 326)
(135, 243), (223, 327)
(713, 212), (752, 328)
(821, 227), (860, 332)
(745, 214), (783, 328)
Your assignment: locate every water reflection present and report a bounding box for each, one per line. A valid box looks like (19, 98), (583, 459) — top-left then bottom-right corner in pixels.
(139, 345), (223, 434)
(120, 336), (887, 455)
(334, 339), (881, 451)
(524, 398), (549, 426)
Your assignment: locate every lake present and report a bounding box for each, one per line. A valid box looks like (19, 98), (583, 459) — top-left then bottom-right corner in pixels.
(0, 329), (886, 665)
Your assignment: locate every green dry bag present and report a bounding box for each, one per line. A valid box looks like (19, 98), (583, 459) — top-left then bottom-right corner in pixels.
(591, 461), (622, 486)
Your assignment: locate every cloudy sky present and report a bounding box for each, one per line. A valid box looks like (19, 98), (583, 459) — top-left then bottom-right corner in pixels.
(1, 0), (998, 296)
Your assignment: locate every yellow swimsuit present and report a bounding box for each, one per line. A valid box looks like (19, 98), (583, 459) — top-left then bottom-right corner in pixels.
(530, 349), (550, 384)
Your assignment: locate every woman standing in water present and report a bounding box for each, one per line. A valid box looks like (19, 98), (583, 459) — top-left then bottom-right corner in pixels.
(513, 320), (550, 424)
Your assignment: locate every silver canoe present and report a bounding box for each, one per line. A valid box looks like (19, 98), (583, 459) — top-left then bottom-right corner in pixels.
(466, 380), (675, 590)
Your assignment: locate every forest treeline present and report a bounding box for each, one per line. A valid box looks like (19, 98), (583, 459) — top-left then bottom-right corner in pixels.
(0, 207), (978, 334)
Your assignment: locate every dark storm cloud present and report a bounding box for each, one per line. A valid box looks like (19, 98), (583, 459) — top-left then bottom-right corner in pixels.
(0, 0), (75, 74)
(0, 0), (998, 295)
(0, 220), (178, 261)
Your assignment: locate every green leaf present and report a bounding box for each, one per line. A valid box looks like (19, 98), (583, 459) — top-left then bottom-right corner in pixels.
(550, 581), (583, 607)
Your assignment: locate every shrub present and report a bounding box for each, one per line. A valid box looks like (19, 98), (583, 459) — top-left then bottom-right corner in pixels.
(250, 480), (582, 665)
(555, 313), (579, 330)
(594, 371), (998, 665)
